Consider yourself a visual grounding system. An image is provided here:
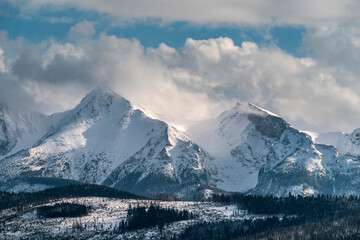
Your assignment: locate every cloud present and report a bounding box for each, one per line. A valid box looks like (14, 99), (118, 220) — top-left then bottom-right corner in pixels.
(12, 45), (93, 84)
(150, 37), (360, 132)
(0, 47), (5, 72)
(68, 21), (96, 41)
(303, 22), (360, 84)
(7, 0), (360, 26)
(0, 33), (39, 112)
(2, 29), (360, 132)
(44, 16), (74, 24)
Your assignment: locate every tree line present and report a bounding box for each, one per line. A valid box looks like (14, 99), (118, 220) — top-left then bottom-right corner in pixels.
(212, 193), (360, 220)
(0, 183), (144, 212)
(172, 193), (360, 239)
(120, 204), (195, 232)
(37, 203), (91, 218)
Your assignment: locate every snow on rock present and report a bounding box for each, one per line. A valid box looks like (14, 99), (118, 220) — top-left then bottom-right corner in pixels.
(300, 130), (319, 141)
(0, 88), (215, 198)
(0, 104), (64, 157)
(3, 89), (360, 197)
(316, 129), (360, 156)
(1, 197), (266, 240)
(189, 102), (360, 197)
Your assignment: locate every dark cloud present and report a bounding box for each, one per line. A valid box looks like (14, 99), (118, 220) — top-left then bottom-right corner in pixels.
(0, 73), (37, 112)
(12, 49), (95, 84)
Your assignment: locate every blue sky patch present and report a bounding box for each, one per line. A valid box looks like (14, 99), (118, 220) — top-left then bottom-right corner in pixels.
(0, 3), (306, 57)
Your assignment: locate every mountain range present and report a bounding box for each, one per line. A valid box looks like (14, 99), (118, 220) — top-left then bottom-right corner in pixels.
(1, 88), (360, 198)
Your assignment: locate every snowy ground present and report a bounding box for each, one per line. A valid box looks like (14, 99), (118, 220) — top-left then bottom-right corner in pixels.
(0, 197), (269, 239)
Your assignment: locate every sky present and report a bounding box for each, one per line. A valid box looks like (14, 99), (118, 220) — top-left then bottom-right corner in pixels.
(1, 0), (360, 133)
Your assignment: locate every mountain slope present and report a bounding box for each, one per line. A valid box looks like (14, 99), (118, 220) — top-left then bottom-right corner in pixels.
(3, 90), (360, 198)
(0, 88), (215, 198)
(0, 105), (64, 157)
(188, 102), (292, 193)
(316, 129), (360, 157)
(189, 102), (360, 196)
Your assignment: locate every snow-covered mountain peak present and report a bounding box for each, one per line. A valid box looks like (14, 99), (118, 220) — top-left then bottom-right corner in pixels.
(189, 102), (287, 158)
(248, 102), (279, 117)
(0, 88), (216, 198)
(166, 126), (190, 146)
(227, 102), (265, 117)
(4, 88), (360, 198)
(221, 102), (288, 140)
(42, 88), (132, 135)
(229, 102), (279, 118)
(188, 103), (322, 194)
(78, 87), (131, 113)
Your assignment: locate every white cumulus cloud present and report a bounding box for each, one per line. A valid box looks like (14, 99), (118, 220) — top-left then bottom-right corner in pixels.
(2, 31), (360, 132)
(68, 21), (96, 42)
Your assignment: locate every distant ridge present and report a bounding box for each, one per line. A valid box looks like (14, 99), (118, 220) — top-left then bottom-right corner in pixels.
(2, 89), (360, 197)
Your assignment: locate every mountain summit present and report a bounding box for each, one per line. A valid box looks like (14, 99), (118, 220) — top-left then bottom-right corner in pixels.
(189, 102), (360, 196)
(0, 88), (215, 198)
(2, 93), (360, 197)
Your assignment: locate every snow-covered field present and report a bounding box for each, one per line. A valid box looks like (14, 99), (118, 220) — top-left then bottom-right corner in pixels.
(0, 197), (266, 239)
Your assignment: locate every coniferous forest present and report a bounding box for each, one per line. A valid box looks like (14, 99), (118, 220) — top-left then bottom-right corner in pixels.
(3, 186), (360, 239)
(0, 183), (143, 211)
(37, 203), (91, 218)
(176, 193), (360, 240)
(125, 204), (194, 230)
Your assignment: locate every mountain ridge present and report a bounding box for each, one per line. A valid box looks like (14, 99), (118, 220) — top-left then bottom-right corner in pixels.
(0, 88), (216, 199)
(2, 88), (360, 198)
